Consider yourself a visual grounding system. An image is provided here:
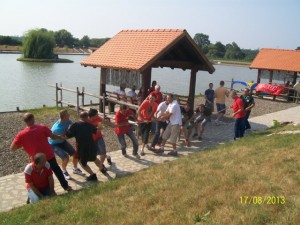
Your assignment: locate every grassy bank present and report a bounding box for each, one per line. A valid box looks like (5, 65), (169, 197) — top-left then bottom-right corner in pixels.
(0, 123), (299, 225)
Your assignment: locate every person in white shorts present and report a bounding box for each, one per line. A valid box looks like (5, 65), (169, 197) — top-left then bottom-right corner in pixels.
(157, 94), (182, 156)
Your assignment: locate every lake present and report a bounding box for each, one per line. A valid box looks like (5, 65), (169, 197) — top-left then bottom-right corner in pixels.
(0, 54), (259, 112)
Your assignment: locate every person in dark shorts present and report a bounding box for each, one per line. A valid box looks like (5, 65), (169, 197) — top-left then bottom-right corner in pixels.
(66, 112), (104, 181)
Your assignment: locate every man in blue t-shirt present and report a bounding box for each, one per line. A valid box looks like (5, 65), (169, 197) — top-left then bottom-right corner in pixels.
(49, 110), (84, 180)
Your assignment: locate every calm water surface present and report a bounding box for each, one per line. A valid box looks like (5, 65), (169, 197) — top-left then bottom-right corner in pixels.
(0, 54), (259, 112)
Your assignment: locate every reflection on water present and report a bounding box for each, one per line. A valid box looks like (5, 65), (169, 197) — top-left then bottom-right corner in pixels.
(0, 54), (259, 112)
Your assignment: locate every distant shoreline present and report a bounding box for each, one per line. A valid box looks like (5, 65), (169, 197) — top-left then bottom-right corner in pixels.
(0, 50), (90, 55)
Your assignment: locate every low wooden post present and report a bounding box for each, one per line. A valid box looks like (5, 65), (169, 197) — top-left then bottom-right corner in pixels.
(55, 83), (59, 108)
(76, 87), (80, 115)
(82, 87), (85, 107)
(230, 78), (234, 90)
(59, 83), (63, 108)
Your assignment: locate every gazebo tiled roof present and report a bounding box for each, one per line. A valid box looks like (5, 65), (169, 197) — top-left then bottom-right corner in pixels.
(81, 29), (214, 73)
(250, 48), (300, 72)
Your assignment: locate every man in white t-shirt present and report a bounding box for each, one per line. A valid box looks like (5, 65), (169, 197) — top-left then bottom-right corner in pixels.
(157, 94), (182, 156)
(127, 85), (138, 104)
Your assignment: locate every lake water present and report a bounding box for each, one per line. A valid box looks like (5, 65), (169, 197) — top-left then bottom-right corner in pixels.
(0, 54), (260, 112)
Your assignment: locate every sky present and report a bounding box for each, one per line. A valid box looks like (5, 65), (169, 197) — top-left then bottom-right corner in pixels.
(1, 0), (299, 50)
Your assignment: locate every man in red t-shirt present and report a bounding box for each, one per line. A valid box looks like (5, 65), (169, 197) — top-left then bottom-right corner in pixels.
(11, 113), (72, 191)
(230, 91), (246, 140)
(149, 84), (163, 105)
(115, 105), (140, 158)
(137, 94), (158, 155)
(24, 153), (55, 203)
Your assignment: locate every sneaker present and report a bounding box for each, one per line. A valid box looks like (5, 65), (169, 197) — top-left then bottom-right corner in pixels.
(107, 155), (112, 165)
(73, 168), (85, 176)
(63, 171), (71, 180)
(168, 150), (178, 156)
(192, 133), (198, 138)
(86, 173), (97, 181)
(122, 153), (128, 157)
(133, 153), (141, 159)
(154, 148), (164, 154)
(64, 185), (73, 192)
(140, 149), (145, 156)
(198, 136), (202, 141)
(146, 144), (152, 150)
(100, 165), (107, 174)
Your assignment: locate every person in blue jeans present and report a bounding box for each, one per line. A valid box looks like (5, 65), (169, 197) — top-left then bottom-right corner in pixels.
(240, 88), (255, 130)
(49, 110), (85, 180)
(115, 105), (140, 159)
(24, 153), (56, 203)
(148, 98), (169, 150)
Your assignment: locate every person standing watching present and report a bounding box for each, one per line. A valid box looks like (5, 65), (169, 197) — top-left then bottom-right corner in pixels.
(230, 91), (246, 140)
(204, 83), (215, 120)
(214, 80), (229, 125)
(11, 113), (72, 192)
(240, 88), (255, 130)
(24, 153), (55, 203)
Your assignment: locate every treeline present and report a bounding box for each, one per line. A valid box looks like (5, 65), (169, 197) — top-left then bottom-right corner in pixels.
(0, 28), (110, 48)
(193, 33), (259, 61)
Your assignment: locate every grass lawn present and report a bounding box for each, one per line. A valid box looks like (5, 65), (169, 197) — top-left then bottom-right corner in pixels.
(0, 123), (299, 225)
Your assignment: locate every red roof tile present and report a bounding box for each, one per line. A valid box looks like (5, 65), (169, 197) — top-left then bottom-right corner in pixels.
(250, 48), (300, 72)
(80, 29), (213, 72)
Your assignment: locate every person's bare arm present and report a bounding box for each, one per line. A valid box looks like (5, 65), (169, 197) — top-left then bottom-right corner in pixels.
(10, 143), (20, 151)
(48, 175), (56, 196)
(28, 183), (43, 198)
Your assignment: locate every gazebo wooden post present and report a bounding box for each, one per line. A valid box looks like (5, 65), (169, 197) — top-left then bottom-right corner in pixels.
(293, 72), (297, 84)
(269, 70), (273, 84)
(141, 67), (152, 101)
(257, 69), (261, 83)
(188, 68), (197, 110)
(100, 68), (107, 113)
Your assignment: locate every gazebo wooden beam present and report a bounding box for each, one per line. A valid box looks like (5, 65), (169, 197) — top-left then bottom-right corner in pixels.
(152, 60), (204, 71)
(141, 67), (152, 100)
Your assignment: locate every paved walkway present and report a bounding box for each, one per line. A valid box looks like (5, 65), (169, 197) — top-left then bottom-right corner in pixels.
(1, 105), (300, 212)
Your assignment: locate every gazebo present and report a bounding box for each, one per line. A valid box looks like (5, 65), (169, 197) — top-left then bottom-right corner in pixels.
(250, 48), (300, 84)
(80, 29), (215, 111)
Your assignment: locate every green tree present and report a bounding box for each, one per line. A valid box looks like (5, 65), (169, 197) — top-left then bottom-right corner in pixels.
(193, 33), (210, 54)
(54, 29), (74, 47)
(296, 47), (300, 50)
(206, 41), (226, 58)
(224, 42), (245, 60)
(0, 36), (22, 45)
(23, 29), (55, 59)
(90, 38), (110, 47)
(80, 35), (90, 48)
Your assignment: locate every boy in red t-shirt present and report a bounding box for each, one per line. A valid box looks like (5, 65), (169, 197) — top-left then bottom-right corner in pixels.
(87, 108), (113, 173)
(115, 105), (140, 158)
(24, 153), (55, 203)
